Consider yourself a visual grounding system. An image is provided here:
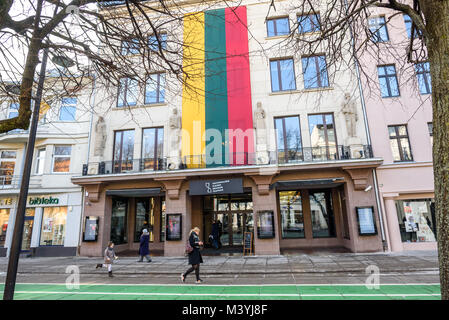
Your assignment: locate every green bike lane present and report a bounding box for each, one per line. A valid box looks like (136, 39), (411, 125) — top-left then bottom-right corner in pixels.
(0, 283), (441, 300)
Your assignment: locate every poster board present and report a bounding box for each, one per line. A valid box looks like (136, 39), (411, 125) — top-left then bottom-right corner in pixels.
(355, 207), (378, 236)
(166, 214), (182, 241)
(243, 232), (253, 256)
(83, 216), (99, 242)
(257, 210), (275, 239)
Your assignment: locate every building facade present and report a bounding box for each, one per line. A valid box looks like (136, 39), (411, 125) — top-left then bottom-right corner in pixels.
(0, 76), (91, 257)
(73, 0), (385, 257)
(360, 8), (436, 252)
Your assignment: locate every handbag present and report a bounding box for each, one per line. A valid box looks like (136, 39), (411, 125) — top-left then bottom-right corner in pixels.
(185, 239), (193, 254)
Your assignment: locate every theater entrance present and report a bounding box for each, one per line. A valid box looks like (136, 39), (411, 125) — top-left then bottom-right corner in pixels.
(202, 193), (253, 252)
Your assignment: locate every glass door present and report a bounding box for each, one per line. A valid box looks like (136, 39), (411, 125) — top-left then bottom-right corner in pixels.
(21, 208), (35, 251)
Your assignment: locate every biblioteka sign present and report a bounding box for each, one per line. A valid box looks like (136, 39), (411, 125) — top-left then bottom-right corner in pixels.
(28, 196), (60, 206)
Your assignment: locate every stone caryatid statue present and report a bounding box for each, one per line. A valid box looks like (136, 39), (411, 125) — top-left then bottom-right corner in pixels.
(341, 93), (358, 138)
(169, 107), (182, 157)
(93, 116), (107, 157)
(254, 102), (267, 146)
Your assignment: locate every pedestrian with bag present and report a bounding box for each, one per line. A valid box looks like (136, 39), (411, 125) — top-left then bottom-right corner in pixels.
(181, 227), (204, 284)
(137, 229), (152, 262)
(96, 241), (118, 277)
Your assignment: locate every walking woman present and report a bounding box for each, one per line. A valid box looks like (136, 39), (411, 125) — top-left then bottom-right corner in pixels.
(137, 229), (152, 262)
(96, 241), (118, 277)
(181, 227), (204, 283)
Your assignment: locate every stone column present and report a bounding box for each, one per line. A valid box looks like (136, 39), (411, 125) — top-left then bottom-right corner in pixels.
(383, 194), (403, 252)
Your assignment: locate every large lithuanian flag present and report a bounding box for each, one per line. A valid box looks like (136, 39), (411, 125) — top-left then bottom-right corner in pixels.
(182, 6), (254, 168)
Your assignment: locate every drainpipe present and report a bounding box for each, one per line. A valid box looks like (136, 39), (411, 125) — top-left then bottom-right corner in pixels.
(343, 0), (387, 250)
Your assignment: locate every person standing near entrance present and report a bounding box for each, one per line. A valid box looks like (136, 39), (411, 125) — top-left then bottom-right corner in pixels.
(211, 220), (220, 250)
(181, 227), (204, 283)
(96, 241), (118, 277)
(137, 229), (152, 262)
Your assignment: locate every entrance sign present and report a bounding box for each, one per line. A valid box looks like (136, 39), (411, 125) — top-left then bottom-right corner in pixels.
(243, 232), (253, 255)
(83, 216), (99, 242)
(166, 214), (182, 241)
(257, 210), (275, 239)
(189, 178), (243, 196)
(356, 207), (378, 236)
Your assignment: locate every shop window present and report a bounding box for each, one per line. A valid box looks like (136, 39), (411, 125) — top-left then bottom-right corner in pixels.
(0, 150), (16, 185)
(52, 145), (71, 172)
(0, 209), (10, 247)
(274, 116), (302, 163)
(279, 191), (305, 238)
(145, 73), (165, 104)
(134, 198), (154, 242)
(40, 207), (67, 246)
(160, 197), (166, 242)
(396, 199), (436, 243)
(35, 148), (46, 175)
(368, 16), (389, 43)
(301, 55), (329, 89)
(113, 129), (135, 173)
(298, 13), (321, 34)
(141, 127), (164, 170)
(267, 17), (290, 37)
(308, 113), (338, 160)
(111, 198), (128, 245)
(310, 190), (336, 238)
(388, 125), (413, 162)
(270, 58), (296, 92)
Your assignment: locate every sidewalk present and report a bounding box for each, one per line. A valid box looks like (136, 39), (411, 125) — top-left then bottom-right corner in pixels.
(0, 250), (439, 276)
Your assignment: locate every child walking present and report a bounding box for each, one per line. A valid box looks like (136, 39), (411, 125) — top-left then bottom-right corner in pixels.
(96, 241), (118, 277)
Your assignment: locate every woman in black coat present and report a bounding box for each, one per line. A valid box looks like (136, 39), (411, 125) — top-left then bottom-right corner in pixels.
(181, 227), (203, 283)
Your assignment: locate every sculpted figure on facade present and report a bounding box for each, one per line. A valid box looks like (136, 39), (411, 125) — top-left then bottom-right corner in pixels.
(341, 93), (358, 138)
(169, 107), (182, 157)
(93, 116), (107, 157)
(254, 102), (267, 145)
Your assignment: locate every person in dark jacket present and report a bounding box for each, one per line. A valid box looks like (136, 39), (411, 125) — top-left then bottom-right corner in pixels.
(181, 227), (203, 283)
(211, 220), (220, 249)
(137, 229), (152, 262)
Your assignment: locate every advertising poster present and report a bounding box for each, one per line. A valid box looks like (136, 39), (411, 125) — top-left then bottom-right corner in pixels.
(83, 217), (99, 242)
(257, 211), (275, 239)
(43, 218), (53, 233)
(166, 214), (182, 241)
(356, 207), (377, 235)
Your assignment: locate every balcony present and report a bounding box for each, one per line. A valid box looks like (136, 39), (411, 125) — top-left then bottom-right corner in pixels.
(81, 145), (374, 176)
(0, 175), (42, 190)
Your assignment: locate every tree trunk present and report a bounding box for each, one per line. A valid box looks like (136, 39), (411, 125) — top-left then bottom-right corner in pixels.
(420, 0), (449, 301)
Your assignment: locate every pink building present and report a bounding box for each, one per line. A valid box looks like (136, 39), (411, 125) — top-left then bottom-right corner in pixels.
(361, 9), (436, 252)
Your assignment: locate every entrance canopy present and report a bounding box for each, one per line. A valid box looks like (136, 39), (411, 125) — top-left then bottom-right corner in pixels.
(270, 178), (345, 190)
(105, 188), (164, 197)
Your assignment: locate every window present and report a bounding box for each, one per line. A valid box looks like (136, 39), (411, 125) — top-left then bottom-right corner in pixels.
(149, 33), (167, 51)
(0, 151), (16, 185)
(111, 198), (128, 245)
(40, 206), (67, 246)
(8, 103), (19, 119)
(415, 62), (432, 94)
(274, 116), (302, 163)
(403, 14), (422, 38)
(52, 146), (71, 172)
(279, 191), (305, 238)
(117, 77), (138, 107)
(142, 127), (164, 170)
(35, 148), (46, 175)
(396, 199), (436, 242)
(428, 122), (433, 145)
(308, 114), (338, 160)
(266, 17), (290, 37)
(270, 58), (296, 92)
(377, 65), (400, 98)
(301, 55), (329, 89)
(0, 209), (10, 247)
(134, 198), (154, 242)
(298, 13), (321, 34)
(113, 130), (134, 173)
(59, 97), (77, 121)
(121, 39), (139, 55)
(388, 125), (413, 162)
(310, 190), (336, 238)
(145, 73), (165, 104)
(368, 16), (389, 42)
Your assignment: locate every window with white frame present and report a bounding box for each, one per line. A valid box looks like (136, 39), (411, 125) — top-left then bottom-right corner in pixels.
(8, 102), (19, 119)
(52, 146), (72, 173)
(35, 148), (46, 174)
(0, 150), (16, 185)
(59, 97), (77, 121)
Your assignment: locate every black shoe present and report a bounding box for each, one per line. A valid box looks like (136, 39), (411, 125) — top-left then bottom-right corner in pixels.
(108, 271), (113, 278)
(137, 260), (143, 263)
(96, 264), (102, 269)
(147, 259), (152, 263)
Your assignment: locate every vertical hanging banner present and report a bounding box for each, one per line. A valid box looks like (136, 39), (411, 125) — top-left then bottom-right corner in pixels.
(181, 6), (254, 168)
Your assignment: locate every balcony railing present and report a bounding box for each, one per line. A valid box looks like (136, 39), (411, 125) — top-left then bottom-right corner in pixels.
(81, 145), (375, 176)
(0, 175), (42, 189)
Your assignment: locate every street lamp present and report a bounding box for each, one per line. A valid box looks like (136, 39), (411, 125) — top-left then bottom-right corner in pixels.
(2, 48), (74, 300)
